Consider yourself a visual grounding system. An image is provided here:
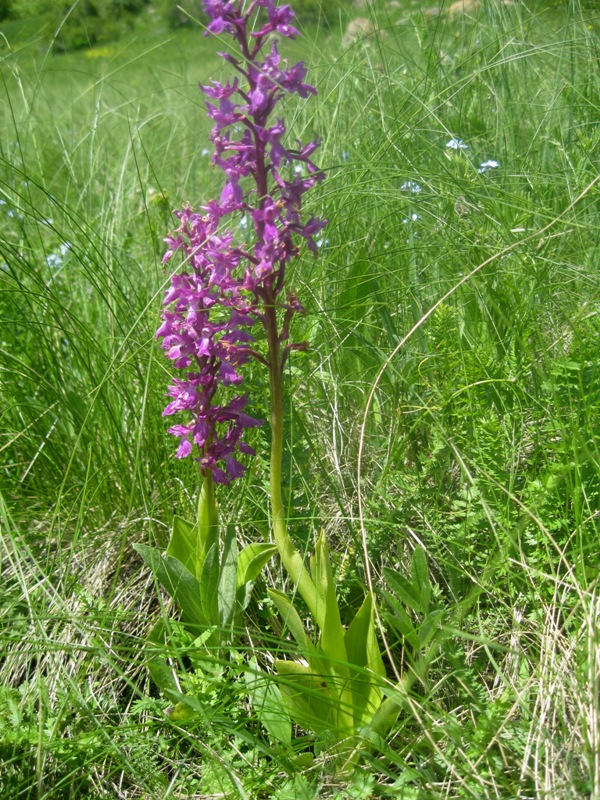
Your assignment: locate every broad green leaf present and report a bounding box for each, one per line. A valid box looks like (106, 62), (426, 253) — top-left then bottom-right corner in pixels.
(369, 694), (403, 739)
(163, 692), (206, 723)
(148, 658), (181, 703)
(411, 547), (431, 615)
(344, 593), (385, 728)
(218, 525), (238, 633)
(310, 533), (347, 668)
(344, 593), (386, 677)
(134, 544), (205, 629)
(164, 702), (198, 723)
(418, 609), (444, 648)
(310, 533), (353, 735)
(245, 658), (292, 745)
(146, 620), (180, 703)
(166, 515), (198, 577)
(200, 542), (220, 627)
(268, 588), (314, 656)
(274, 659), (338, 735)
(382, 592), (420, 651)
(237, 542), (277, 588)
(383, 566), (422, 614)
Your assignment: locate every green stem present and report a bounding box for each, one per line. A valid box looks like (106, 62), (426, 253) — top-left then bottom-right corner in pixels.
(197, 470), (219, 573)
(265, 299), (322, 628)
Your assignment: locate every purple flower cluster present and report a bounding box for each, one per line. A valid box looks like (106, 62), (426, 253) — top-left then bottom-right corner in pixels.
(157, 0), (327, 485)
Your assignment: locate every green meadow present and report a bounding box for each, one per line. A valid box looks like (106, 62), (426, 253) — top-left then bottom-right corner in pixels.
(1, 1), (600, 797)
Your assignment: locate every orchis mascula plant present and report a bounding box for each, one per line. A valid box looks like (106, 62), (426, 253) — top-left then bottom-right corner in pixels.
(137, 0), (397, 748)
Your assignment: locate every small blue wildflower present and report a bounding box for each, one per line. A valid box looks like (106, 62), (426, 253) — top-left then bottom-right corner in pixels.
(478, 159), (499, 173)
(46, 253), (62, 269)
(342, 151), (349, 162)
(400, 180), (422, 194)
(446, 137), (468, 150)
(201, 148), (211, 157)
(402, 213), (420, 224)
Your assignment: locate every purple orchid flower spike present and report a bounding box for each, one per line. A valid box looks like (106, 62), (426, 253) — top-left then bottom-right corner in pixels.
(157, 0), (327, 485)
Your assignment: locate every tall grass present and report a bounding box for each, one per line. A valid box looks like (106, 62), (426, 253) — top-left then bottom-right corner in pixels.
(1, 1), (599, 797)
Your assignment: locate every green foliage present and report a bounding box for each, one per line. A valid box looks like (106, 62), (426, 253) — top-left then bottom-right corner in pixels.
(161, 0), (203, 28)
(292, 0), (348, 23)
(268, 531), (393, 752)
(2, 0), (600, 795)
(50, 0), (152, 52)
(0, 0), (12, 22)
(383, 546), (445, 670)
(134, 477), (276, 718)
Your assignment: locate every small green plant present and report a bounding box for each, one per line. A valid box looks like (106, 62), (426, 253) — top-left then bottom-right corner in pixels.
(134, 479), (276, 718)
(382, 546), (445, 681)
(268, 531), (387, 747)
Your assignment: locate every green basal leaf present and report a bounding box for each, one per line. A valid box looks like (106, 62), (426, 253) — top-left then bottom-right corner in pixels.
(268, 588), (314, 656)
(382, 592), (421, 651)
(274, 659), (338, 735)
(310, 533), (348, 668)
(344, 592), (385, 728)
(245, 658), (292, 746)
(149, 658), (181, 703)
(200, 542), (220, 627)
(166, 515), (199, 577)
(237, 542), (277, 588)
(369, 693), (403, 740)
(146, 620), (181, 703)
(383, 566), (422, 614)
(134, 544), (206, 630)
(218, 525), (238, 633)
(418, 609), (444, 648)
(310, 532), (354, 735)
(411, 546), (431, 615)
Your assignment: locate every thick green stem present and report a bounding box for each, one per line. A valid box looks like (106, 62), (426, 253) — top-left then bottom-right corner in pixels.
(265, 300), (322, 628)
(196, 471), (219, 574)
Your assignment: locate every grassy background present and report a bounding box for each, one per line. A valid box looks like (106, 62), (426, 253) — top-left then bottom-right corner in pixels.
(1, 0), (600, 797)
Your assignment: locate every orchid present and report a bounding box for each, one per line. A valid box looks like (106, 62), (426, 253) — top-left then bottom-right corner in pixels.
(157, 0), (326, 485)
(139, 0), (397, 754)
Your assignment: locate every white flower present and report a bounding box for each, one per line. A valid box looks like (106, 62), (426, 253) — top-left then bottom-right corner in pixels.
(402, 213), (420, 224)
(446, 137), (468, 150)
(400, 180), (422, 194)
(478, 159), (499, 173)
(59, 242), (71, 256)
(201, 148), (211, 157)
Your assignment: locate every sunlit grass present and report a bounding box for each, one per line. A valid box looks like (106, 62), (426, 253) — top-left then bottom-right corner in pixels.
(1, 0), (599, 797)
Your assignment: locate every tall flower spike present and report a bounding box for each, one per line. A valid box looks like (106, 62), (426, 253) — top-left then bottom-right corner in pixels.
(158, 0), (326, 484)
